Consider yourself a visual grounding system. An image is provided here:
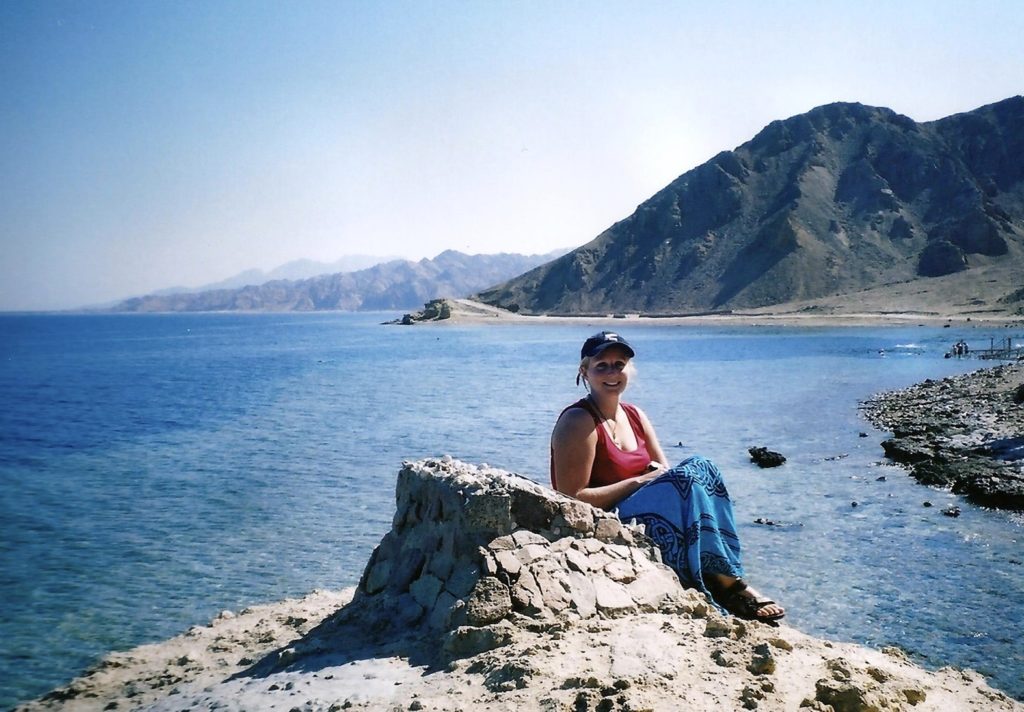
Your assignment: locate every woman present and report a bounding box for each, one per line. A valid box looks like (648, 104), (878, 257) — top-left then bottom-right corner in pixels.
(550, 331), (784, 622)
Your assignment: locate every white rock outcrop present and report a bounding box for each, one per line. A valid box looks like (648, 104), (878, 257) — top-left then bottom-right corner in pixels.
(343, 458), (705, 657)
(17, 458), (1023, 712)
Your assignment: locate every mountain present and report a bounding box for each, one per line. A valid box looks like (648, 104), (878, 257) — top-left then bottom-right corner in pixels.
(476, 96), (1024, 315)
(111, 250), (568, 312)
(148, 254), (399, 296)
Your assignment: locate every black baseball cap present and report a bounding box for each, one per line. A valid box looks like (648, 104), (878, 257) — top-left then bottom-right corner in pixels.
(580, 331), (635, 359)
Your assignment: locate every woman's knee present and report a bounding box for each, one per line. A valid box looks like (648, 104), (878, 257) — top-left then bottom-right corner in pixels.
(674, 455), (729, 489)
(677, 454), (717, 472)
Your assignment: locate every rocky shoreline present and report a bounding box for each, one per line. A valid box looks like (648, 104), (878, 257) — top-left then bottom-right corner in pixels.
(862, 361), (1024, 510)
(17, 459), (1022, 711)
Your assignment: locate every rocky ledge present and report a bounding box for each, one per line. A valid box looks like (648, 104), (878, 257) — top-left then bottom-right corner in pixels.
(388, 298), (454, 324)
(862, 362), (1024, 510)
(18, 459), (1022, 711)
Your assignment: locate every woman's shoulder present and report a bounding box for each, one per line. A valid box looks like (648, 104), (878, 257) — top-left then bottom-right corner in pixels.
(622, 401), (646, 417)
(622, 402), (654, 427)
(553, 400), (598, 434)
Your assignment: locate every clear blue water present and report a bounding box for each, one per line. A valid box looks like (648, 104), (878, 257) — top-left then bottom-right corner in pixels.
(1, 313), (1022, 707)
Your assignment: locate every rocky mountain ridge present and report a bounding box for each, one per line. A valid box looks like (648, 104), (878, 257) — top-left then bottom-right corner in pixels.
(147, 254), (399, 297)
(110, 250), (563, 312)
(478, 96), (1024, 315)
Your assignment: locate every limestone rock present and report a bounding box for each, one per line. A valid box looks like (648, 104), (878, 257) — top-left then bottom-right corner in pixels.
(442, 621), (515, 657)
(465, 577), (513, 626)
(344, 458), (692, 652)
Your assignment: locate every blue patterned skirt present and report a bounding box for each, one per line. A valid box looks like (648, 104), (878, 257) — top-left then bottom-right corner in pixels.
(614, 455), (743, 604)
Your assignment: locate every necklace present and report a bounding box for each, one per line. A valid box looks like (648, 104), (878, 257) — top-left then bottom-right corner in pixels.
(588, 395), (620, 444)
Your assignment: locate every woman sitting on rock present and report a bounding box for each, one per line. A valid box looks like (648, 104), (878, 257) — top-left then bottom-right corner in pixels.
(550, 331), (785, 623)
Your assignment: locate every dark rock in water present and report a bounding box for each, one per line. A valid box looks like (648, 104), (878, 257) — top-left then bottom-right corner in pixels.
(862, 363), (1024, 511)
(859, 432), (869, 438)
(923, 501), (933, 507)
(748, 447), (786, 468)
(753, 517), (803, 529)
(942, 506), (962, 518)
(876, 476), (887, 482)
(880, 437), (934, 464)
(951, 463), (1024, 510)
(909, 461), (958, 488)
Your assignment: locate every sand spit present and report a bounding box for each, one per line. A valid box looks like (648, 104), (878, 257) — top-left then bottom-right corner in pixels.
(392, 298), (1024, 328)
(18, 459), (1023, 712)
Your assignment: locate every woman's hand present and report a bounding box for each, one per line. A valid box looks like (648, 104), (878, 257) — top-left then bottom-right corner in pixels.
(625, 462), (667, 489)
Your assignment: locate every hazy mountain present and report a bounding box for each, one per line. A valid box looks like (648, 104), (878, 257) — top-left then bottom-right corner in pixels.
(477, 96), (1024, 315)
(111, 250), (568, 312)
(148, 254), (399, 296)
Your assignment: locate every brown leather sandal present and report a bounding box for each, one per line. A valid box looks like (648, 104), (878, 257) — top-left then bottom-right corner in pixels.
(714, 578), (785, 623)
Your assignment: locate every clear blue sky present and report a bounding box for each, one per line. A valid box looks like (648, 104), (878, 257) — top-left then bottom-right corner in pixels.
(2, 1), (1021, 310)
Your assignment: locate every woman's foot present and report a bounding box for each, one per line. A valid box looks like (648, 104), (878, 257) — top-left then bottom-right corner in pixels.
(707, 575), (785, 622)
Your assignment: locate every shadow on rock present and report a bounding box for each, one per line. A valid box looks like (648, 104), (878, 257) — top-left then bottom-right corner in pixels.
(232, 457), (710, 683)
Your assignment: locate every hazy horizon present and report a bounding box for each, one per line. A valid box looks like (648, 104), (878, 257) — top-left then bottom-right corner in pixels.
(3, 1), (1022, 311)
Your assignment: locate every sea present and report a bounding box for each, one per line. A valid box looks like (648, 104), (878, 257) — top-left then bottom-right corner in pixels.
(1, 312), (1022, 708)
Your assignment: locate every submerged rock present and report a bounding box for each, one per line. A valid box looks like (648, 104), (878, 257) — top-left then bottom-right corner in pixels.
(749, 446), (787, 468)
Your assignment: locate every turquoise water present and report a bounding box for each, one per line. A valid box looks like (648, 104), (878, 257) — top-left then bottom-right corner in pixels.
(1, 313), (1022, 706)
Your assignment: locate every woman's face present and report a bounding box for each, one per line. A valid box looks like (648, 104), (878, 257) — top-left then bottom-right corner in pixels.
(584, 345), (632, 396)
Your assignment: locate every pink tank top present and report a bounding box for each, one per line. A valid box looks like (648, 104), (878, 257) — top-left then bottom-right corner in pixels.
(550, 398), (653, 488)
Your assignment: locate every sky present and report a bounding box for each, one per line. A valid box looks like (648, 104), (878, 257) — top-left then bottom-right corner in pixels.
(1, 1), (1022, 310)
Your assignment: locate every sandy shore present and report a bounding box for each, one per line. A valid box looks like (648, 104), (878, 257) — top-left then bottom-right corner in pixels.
(396, 298), (1024, 328)
(392, 260), (1024, 328)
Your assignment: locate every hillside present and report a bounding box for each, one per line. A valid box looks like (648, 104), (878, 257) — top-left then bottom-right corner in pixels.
(111, 250), (562, 312)
(477, 97), (1024, 315)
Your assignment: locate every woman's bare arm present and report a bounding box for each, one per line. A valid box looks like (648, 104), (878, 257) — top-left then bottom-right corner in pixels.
(551, 408), (658, 510)
(634, 406), (669, 470)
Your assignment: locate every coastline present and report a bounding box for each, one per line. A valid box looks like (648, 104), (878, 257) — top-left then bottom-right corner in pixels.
(862, 361), (1024, 510)
(395, 298), (1024, 328)
(17, 459), (1024, 712)
(16, 586), (1019, 712)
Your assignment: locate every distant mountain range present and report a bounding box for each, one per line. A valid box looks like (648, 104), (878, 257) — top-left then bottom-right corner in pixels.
(111, 250), (568, 312)
(477, 96), (1024, 315)
(147, 254), (400, 296)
